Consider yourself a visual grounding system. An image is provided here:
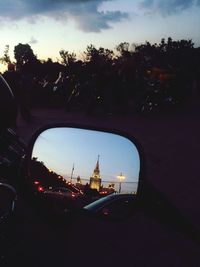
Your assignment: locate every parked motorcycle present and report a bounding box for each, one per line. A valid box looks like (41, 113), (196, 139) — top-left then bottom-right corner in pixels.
(138, 77), (179, 115)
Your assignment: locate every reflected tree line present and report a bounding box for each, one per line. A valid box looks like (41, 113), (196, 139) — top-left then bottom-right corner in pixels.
(1, 38), (200, 116)
(30, 157), (67, 189)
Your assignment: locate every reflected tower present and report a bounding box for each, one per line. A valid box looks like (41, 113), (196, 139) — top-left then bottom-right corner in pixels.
(90, 155), (101, 191)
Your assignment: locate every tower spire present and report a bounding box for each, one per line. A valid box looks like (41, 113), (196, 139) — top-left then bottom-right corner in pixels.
(90, 155), (101, 191)
(96, 155), (100, 170)
(93, 155), (100, 176)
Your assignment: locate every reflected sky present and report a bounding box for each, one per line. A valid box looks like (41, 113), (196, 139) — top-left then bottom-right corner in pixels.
(32, 128), (140, 187)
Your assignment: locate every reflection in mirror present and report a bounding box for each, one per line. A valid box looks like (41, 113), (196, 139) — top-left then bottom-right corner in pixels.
(29, 128), (140, 213)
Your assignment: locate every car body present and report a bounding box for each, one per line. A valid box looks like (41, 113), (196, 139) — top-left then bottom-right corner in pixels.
(43, 186), (80, 200)
(84, 193), (137, 220)
(42, 186), (87, 215)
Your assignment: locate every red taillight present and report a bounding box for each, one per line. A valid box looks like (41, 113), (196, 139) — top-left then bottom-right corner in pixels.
(38, 186), (44, 192)
(34, 181), (40, 185)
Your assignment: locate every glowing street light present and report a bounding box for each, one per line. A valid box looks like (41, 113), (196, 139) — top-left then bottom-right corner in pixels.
(117, 173), (125, 193)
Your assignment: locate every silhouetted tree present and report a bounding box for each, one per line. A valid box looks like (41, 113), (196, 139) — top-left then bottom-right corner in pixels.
(116, 42), (133, 58)
(14, 43), (37, 70)
(0, 45), (11, 64)
(41, 58), (64, 78)
(59, 49), (76, 66)
(84, 44), (114, 63)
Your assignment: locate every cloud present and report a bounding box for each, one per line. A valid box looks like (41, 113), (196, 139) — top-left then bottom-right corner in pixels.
(29, 36), (38, 45)
(140, 0), (197, 15)
(0, 0), (128, 32)
(73, 12), (127, 32)
(68, 2), (128, 32)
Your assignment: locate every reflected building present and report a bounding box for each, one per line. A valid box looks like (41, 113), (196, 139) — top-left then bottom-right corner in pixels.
(76, 175), (83, 190)
(90, 156), (101, 191)
(76, 175), (82, 185)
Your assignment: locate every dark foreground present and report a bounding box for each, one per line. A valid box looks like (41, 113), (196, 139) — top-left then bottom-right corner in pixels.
(11, 97), (200, 267)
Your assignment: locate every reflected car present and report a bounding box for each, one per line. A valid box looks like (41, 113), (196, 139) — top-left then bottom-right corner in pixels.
(83, 193), (137, 220)
(42, 186), (87, 215)
(43, 187), (80, 200)
(65, 183), (84, 196)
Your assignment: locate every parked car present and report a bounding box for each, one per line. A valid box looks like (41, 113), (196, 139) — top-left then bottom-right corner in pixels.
(44, 186), (81, 200)
(41, 186), (86, 215)
(84, 193), (137, 220)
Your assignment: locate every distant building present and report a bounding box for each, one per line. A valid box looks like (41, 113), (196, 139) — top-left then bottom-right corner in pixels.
(90, 155), (101, 191)
(76, 175), (82, 185)
(76, 175), (83, 189)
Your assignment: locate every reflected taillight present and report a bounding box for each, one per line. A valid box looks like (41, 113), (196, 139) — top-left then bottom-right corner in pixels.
(38, 186), (44, 192)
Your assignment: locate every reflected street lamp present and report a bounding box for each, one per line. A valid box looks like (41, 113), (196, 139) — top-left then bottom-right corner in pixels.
(117, 173), (125, 193)
(70, 163), (75, 183)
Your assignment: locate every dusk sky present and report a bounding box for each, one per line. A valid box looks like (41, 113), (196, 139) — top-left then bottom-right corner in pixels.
(32, 128), (140, 192)
(0, 0), (200, 72)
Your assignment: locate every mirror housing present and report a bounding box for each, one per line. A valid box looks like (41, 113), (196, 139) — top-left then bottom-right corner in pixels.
(21, 124), (200, 245)
(23, 124), (145, 219)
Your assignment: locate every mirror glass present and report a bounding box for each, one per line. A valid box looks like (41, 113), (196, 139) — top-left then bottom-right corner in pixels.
(29, 128), (140, 213)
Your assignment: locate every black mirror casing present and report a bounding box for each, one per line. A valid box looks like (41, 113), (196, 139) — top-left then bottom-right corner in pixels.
(21, 123), (200, 245)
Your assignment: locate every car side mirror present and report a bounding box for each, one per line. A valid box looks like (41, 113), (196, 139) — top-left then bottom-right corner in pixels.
(23, 124), (200, 245)
(23, 124), (143, 218)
